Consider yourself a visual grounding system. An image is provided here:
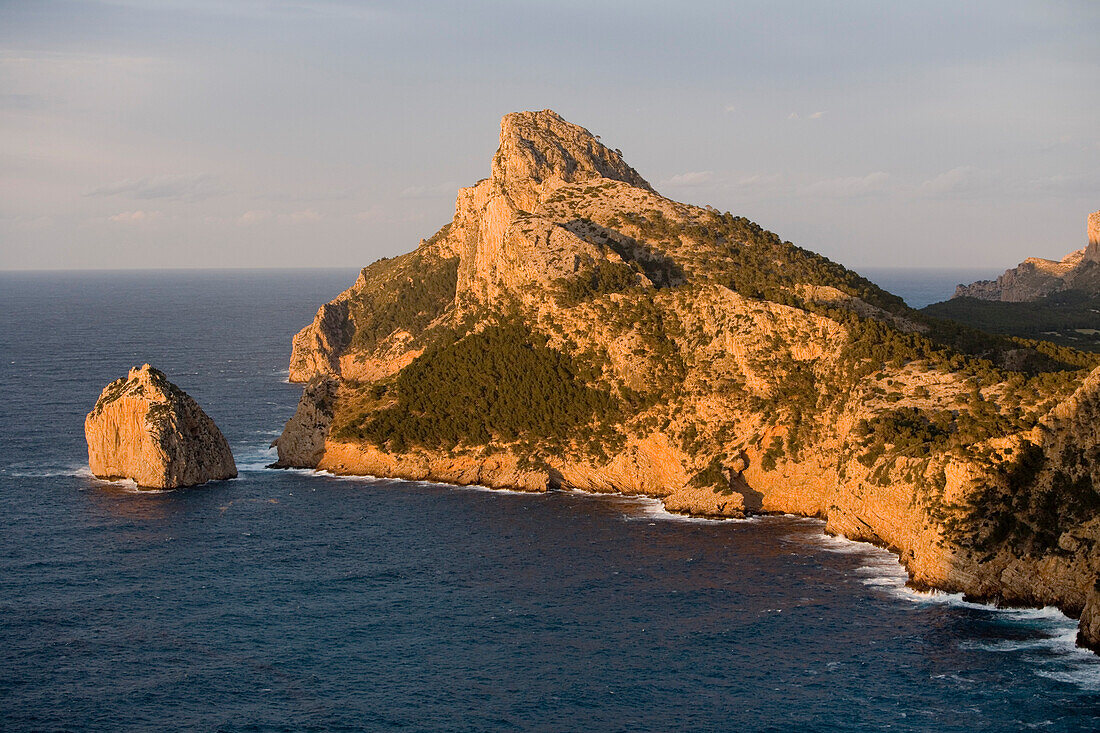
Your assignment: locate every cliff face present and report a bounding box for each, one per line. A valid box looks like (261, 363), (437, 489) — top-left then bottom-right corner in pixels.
(280, 110), (1100, 650)
(86, 364), (237, 489)
(954, 211), (1100, 302)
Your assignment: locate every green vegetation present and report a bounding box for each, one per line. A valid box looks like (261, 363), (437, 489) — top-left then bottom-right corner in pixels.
(761, 436), (785, 471)
(557, 261), (641, 305)
(699, 212), (907, 313)
(336, 323), (618, 451)
(346, 230), (459, 352)
(855, 407), (953, 464)
(953, 441), (1100, 553)
(690, 456), (731, 494)
(922, 291), (1100, 353)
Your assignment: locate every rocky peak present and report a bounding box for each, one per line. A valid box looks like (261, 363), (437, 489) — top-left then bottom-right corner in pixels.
(438, 110), (655, 306)
(491, 109), (652, 211)
(1087, 210), (1100, 263)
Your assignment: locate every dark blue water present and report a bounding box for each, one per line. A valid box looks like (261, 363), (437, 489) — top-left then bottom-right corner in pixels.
(861, 267), (998, 309)
(2, 269), (1098, 732)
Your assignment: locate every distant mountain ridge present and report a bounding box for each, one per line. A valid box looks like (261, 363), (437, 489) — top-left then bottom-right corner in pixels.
(923, 212), (1100, 352)
(274, 110), (1100, 653)
(953, 212), (1100, 302)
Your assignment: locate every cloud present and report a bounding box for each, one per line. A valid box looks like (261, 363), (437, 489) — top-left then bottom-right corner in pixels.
(108, 210), (161, 223)
(801, 171), (891, 198)
(87, 173), (223, 201)
(2, 214), (55, 230)
(659, 171), (716, 188)
(280, 209), (321, 224)
(918, 166), (986, 197)
(1022, 172), (1100, 195)
(732, 173), (784, 188)
(259, 189), (353, 203)
(84, 0), (386, 22)
(237, 209), (272, 225)
(399, 182), (458, 198)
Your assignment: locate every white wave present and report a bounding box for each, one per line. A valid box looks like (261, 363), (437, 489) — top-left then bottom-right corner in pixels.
(631, 497), (759, 524)
(1035, 666), (1100, 692)
(454, 483), (540, 496)
(786, 528), (1100, 689)
(90, 476), (162, 492)
(789, 530), (890, 556)
(4, 463), (95, 478)
(234, 443), (280, 472)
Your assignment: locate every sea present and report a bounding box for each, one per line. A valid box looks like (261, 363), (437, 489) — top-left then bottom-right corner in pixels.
(2, 267), (1098, 732)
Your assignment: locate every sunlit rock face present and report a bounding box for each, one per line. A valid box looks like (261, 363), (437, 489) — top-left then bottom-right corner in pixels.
(279, 110), (1100, 652)
(85, 364), (236, 489)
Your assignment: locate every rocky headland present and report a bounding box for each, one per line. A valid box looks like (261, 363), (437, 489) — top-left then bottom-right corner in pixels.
(275, 110), (1100, 651)
(953, 211), (1100, 302)
(86, 364), (237, 489)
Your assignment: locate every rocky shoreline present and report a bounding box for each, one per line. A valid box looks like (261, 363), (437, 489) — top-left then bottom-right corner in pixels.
(279, 441), (1100, 652)
(274, 110), (1100, 653)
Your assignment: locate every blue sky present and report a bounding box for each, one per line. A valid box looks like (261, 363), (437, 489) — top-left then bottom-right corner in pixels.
(1, 0), (1097, 270)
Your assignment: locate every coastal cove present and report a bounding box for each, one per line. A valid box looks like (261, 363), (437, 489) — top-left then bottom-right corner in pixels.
(2, 269), (1100, 730)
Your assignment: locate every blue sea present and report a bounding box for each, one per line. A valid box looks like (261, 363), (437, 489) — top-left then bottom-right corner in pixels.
(860, 267), (998, 309)
(2, 268), (1098, 732)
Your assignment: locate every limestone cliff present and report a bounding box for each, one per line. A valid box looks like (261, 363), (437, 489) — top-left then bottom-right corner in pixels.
(954, 211), (1100, 302)
(86, 364), (237, 489)
(279, 110), (1100, 651)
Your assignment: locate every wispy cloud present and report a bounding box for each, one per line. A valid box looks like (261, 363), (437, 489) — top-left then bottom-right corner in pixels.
(87, 173), (223, 202)
(918, 166), (988, 198)
(281, 209), (322, 224)
(85, 0), (386, 21)
(1022, 172), (1100, 195)
(659, 171), (715, 188)
(108, 210), (161, 223)
(237, 209), (272, 225)
(801, 171), (891, 198)
(400, 182), (457, 198)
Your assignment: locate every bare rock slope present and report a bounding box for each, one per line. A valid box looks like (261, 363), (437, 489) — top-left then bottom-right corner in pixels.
(276, 110), (1100, 651)
(86, 364), (237, 489)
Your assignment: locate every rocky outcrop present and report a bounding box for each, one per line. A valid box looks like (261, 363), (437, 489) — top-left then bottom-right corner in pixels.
(1081, 584), (1100, 651)
(1088, 211), (1100, 258)
(288, 110), (652, 382)
(954, 210), (1100, 301)
(270, 376), (337, 468)
(85, 365), (236, 489)
(279, 110), (1100, 652)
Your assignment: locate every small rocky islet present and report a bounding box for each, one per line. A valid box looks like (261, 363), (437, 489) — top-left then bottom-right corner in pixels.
(85, 364), (236, 489)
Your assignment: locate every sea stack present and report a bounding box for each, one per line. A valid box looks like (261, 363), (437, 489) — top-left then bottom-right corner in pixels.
(85, 364), (237, 489)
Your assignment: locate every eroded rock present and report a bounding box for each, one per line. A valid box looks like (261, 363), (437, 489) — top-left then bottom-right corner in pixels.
(85, 364), (236, 489)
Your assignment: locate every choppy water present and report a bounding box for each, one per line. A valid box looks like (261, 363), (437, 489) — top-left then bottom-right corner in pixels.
(861, 267), (998, 309)
(1, 269), (1098, 731)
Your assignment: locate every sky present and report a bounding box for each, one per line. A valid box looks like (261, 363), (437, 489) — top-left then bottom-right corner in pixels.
(1, 0), (1097, 272)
